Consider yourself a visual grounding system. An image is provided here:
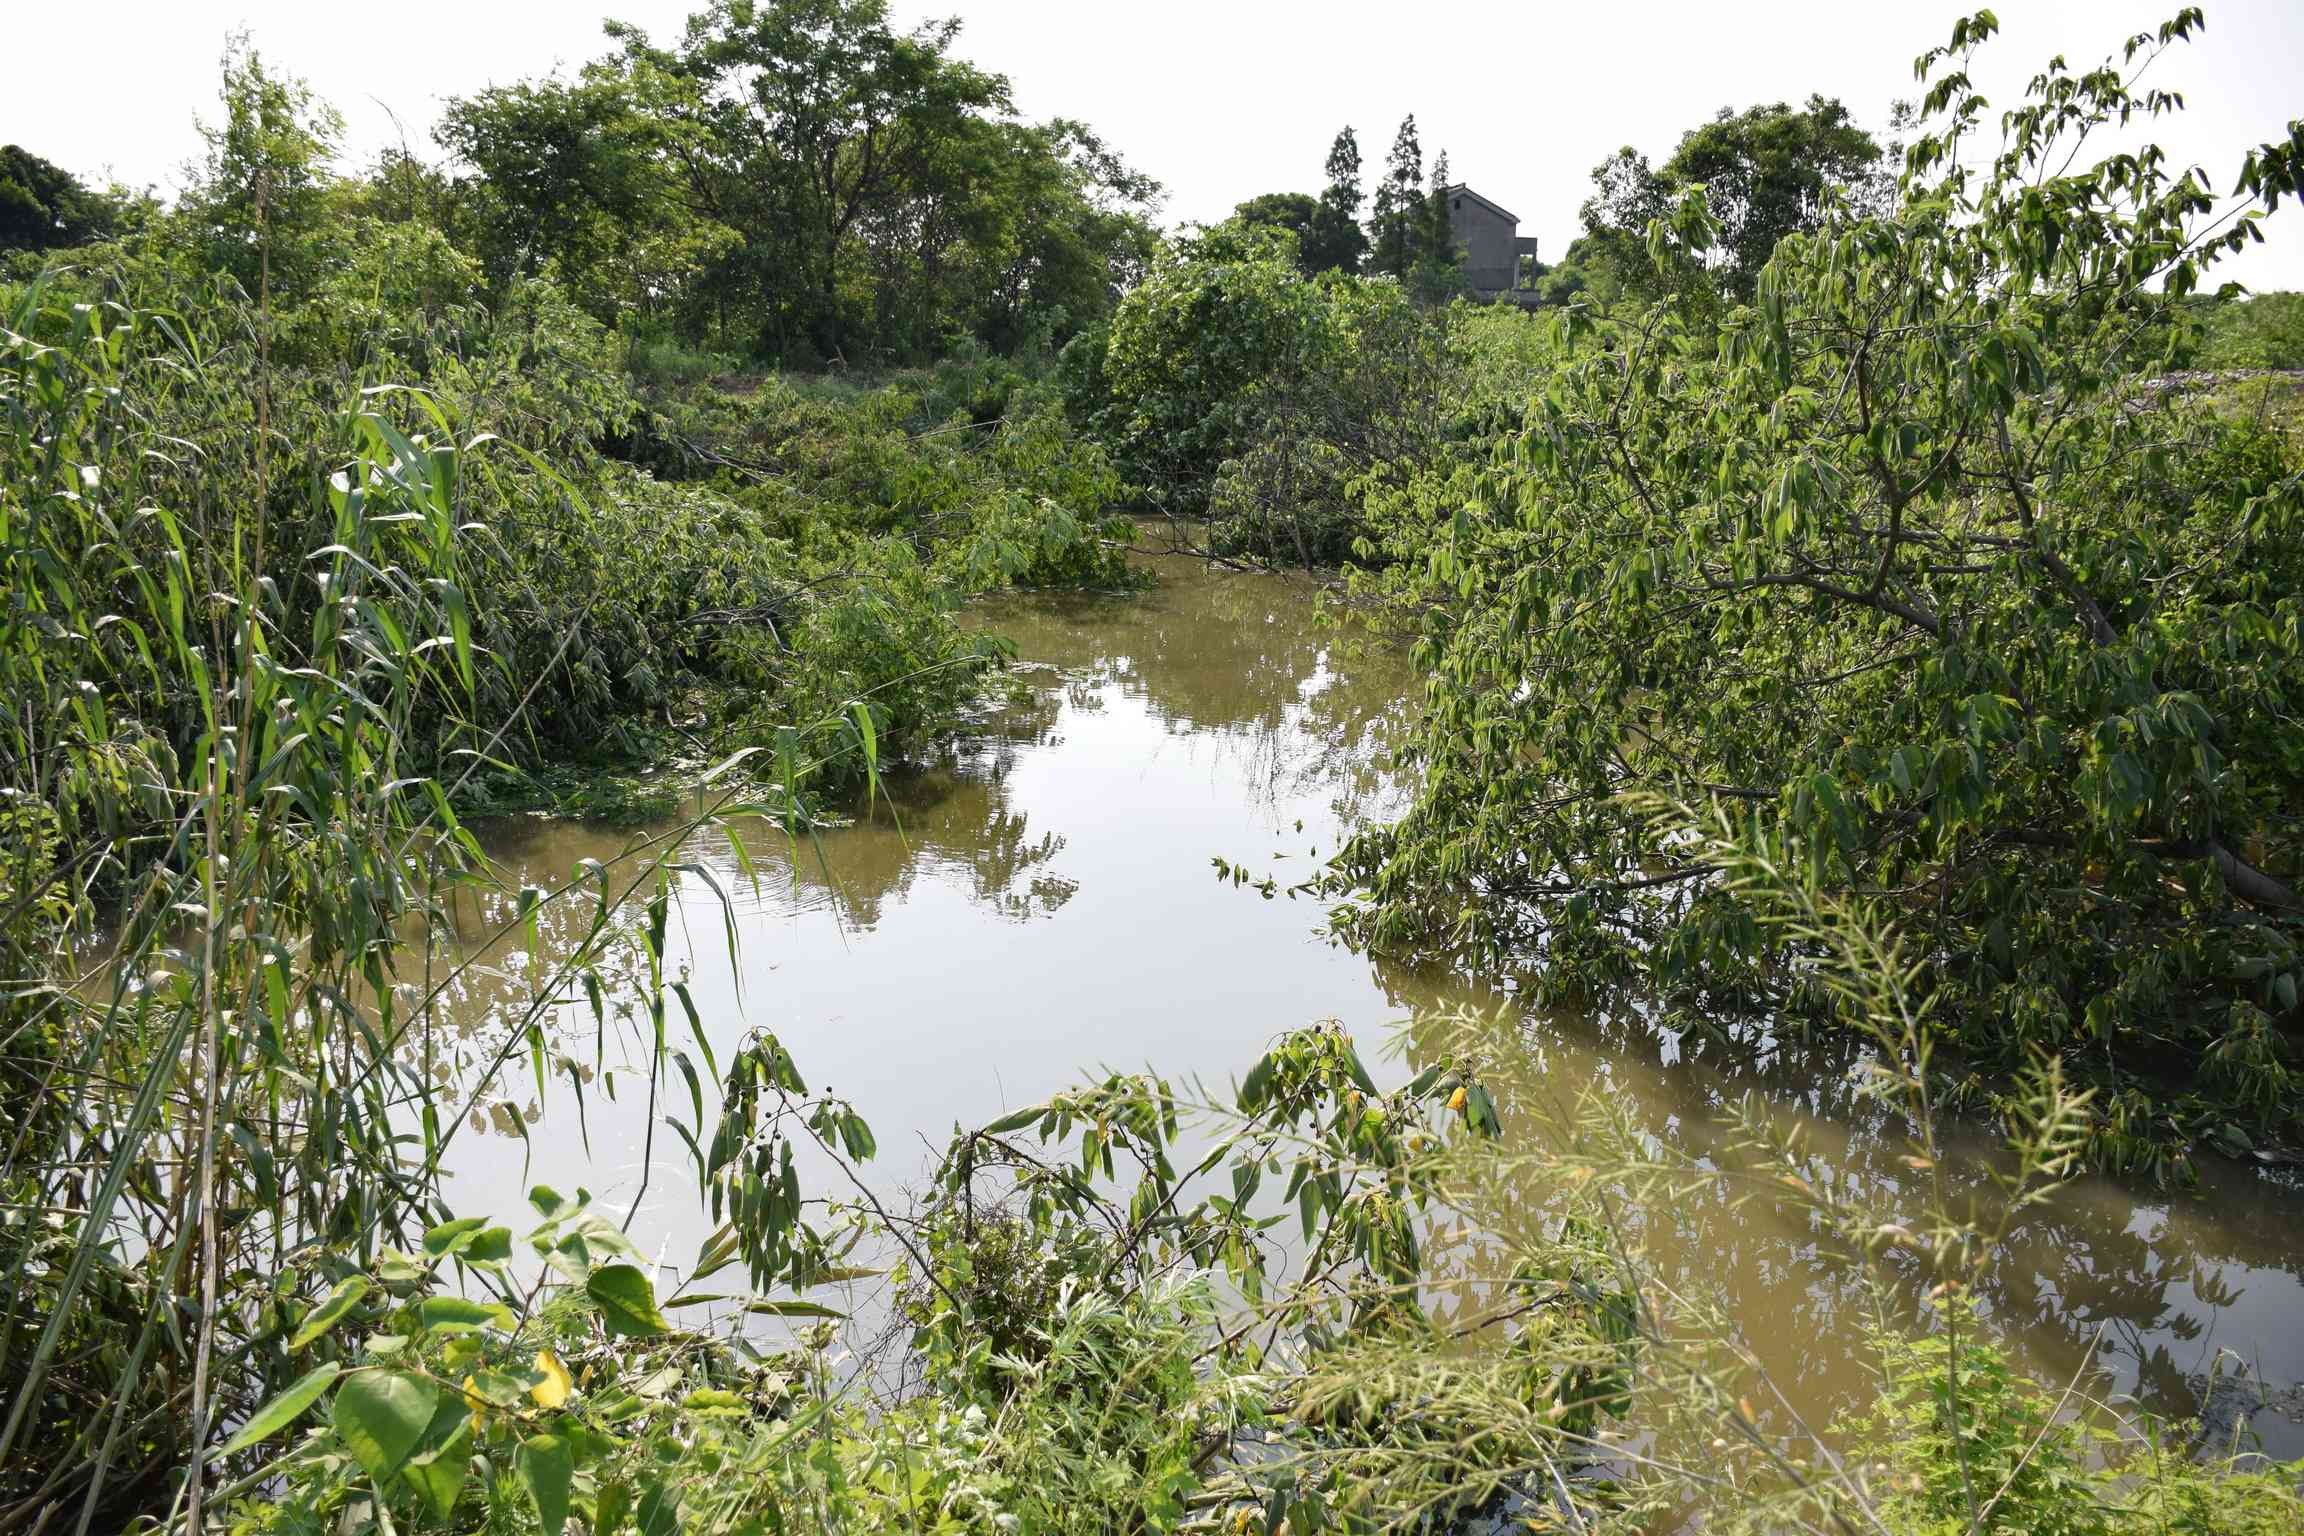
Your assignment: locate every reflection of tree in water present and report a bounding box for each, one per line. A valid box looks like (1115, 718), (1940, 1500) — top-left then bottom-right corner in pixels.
(411, 837), (667, 1139)
(978, 552), (1419, 828)
(691, 550), (1425, 931)
(723, 689), (1079, 930)
(1373, 968), (2304, 1433)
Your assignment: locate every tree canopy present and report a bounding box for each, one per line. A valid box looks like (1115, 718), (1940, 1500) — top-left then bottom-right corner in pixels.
(0, 145), (125, 253)
(1549, 93), (1884, 306)
(433, 0), (1160, 363)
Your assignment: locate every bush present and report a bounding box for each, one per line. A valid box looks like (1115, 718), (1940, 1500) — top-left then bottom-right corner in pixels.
(1849, 1298), (2304, 1536)
(2193, 291), (2304, 369)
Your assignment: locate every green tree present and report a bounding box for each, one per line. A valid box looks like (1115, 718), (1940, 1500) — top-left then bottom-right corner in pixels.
(175, 38), (343, 302)
(962, 118), (1162, 355)
(1543, 145), (1681, 307)
(0, 146), (121, 254)
(1096, 223), (1330, 510)
(1557, 94), (1882, 306)
(438, 67), (726, 324)
(847, 110), (1157, 357)
(606, 0), (1010, 362)
(1303, 126), (1370, 275)
(1410, 148), (1466, 301)
(1232, 190), (1321, 256)
(1370, 115), (1423, 280)
(1334, 10), (2304, 1164)
(1661, 93), (1882, 299)
(2191, 289), (2304, 368)
(1418, 150), (1454, 264)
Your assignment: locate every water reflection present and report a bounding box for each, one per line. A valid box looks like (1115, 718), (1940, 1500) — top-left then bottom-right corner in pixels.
(438, 547), (2304, 1459)
(1388, 994), (2304, 1455)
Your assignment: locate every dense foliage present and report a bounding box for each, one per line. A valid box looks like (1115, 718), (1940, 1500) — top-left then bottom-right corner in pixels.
(0, 27), (1142, 1524)
(0, 145), (143, 254)
(2186, 289), (2304, 368)
(1060, 225), (1553, 561)
(437, 0), (1161, 365)
(1542, 94), (1887, 308)
(1330, 12), (2304, 1168)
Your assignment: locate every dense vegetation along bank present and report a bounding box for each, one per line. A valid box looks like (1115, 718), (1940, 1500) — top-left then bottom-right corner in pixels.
(3, 1), (2304, 1532)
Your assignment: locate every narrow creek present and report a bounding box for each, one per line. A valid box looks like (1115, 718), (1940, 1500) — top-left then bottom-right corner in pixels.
(436, 546), (2304, 1458)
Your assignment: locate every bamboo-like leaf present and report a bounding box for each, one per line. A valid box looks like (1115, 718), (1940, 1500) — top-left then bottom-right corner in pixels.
(219, 1363), (341, 1454)
(290, 1276), (371, 1350)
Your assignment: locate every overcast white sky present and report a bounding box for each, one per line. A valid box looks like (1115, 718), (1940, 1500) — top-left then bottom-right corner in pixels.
(7, 0), (2300, 289)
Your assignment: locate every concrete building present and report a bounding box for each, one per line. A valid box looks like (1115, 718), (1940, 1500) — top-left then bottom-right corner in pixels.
(1444, 185), (1542, 305)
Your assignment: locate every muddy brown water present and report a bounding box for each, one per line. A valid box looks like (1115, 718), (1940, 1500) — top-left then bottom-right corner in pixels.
(435, 546), (2304, 1458)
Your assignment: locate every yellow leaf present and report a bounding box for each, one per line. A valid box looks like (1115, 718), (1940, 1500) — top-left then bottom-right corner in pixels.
(531, 1349), (572, 1410)
(1447, 1087), (1468, 1114)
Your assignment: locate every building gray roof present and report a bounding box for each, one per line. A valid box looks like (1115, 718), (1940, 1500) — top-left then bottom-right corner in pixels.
(1444, 184), (1519, 225)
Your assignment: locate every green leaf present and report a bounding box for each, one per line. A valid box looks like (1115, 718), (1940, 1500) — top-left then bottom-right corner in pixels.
(464, 1368), (546, 1406)
(517, 1433), (573, 1535)
(1467, 1083), (1501, 1139)
(219, 1363), (340, 1454)
(1240, 1051), (1277, 1110)
(463, 1226), (514, 1265)
(423, 1217), (489, 1257)
(597, 1480), (632, 1536)
(587, 1264), (671, 1338)
(290, 1276), (370, 1350)
(742, 1299), (845, 1319)
(376, 1251), (427, 1285)
(331, 1368), (438, 1483)
(404, 1420), (472, 1523)
(979, 1103), (1047, 1136)
(636, 1478), (680, 1536)
(417, 1295), (517, 1334)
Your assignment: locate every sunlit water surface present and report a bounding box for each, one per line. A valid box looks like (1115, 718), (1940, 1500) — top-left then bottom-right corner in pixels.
(430, 547), (2304, 1458)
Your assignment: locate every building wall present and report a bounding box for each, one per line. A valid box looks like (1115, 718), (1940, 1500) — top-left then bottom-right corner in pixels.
(1448, 194), (1519, 294)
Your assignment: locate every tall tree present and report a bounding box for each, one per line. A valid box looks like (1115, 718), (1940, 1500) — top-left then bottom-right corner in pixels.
(177, 39), (343, 302)
(1418, 149), (1456, 267)
(1560, 94), (1883, 305)
(438, 67), (722, 323)
(1302, 126), (1368, 275)
(1404, 148), (1465, 303)
(1369, 115), (1422, 279)
(1660, 94), (1881, 299)
(1232, 191), (1320, 251)
(1332, 17), (2304, 1155)
(444, 0), (1156, 361)
(607, 0), (1011, 361)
